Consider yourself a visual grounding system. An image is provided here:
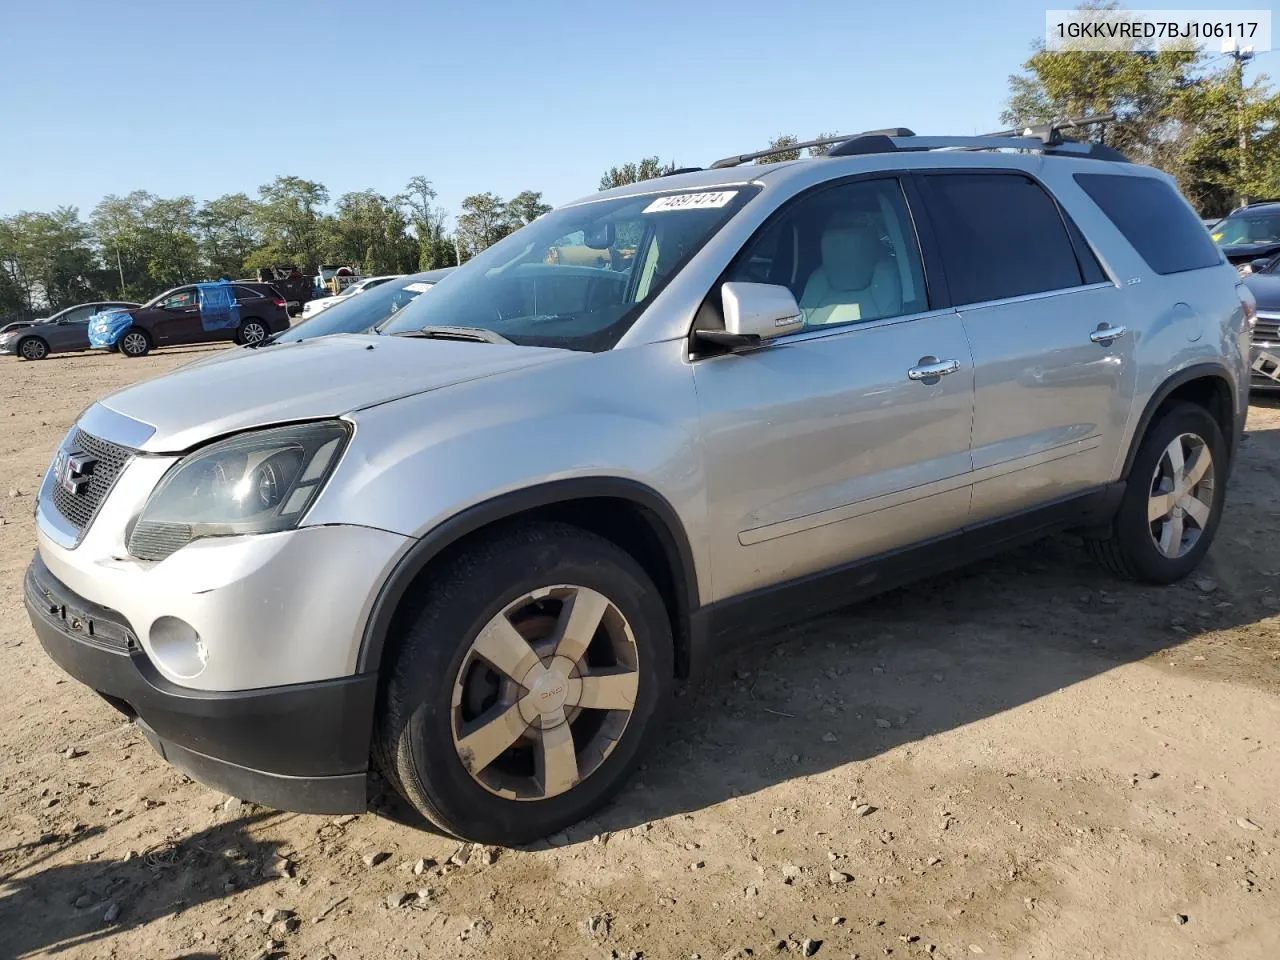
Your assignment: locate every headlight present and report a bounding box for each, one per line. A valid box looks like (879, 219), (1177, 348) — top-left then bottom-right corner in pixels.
(127, 421), (350, 561)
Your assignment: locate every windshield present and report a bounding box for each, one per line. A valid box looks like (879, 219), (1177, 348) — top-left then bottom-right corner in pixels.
(380, 187), (760, 351)
(1215, 212), (1280, 246)
(273, 277), (434, 343)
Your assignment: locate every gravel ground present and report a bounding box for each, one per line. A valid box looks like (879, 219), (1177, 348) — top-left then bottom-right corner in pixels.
(1, 345), (1278, 960)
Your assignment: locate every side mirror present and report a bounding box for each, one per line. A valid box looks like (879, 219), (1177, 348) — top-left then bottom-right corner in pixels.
(1252, 258), (1273, 273)
(695, 283), (804, 353)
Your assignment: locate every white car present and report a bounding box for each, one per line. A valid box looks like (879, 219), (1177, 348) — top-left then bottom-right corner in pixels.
(301, 275), (403, 319)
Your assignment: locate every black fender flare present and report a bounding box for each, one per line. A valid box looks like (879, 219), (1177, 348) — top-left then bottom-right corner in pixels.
(356, 477), (701, 675)
(1120, 362), (1240, 480)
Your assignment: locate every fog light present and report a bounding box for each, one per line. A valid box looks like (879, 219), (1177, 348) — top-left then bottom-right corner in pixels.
(149, 616), (207, 679)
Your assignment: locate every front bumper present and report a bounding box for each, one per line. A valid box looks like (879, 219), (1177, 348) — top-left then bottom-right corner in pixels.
(1250, 341), (1280, 392)
(25, 553), (374, 813)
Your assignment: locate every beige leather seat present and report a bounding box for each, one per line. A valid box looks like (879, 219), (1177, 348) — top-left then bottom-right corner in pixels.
(799, 222), (902, 327)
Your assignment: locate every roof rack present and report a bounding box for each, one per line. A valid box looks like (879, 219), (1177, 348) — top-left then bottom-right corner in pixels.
(710, 114), (1127, 168)
(710, 129), (916, 168)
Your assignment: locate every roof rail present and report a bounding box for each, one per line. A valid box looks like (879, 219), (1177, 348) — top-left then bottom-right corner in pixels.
(711, 114), (1127, 169)
(710, 129), (917, 168)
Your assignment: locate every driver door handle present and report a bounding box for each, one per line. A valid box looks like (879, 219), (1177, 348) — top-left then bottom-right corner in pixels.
(907, 358), (960, 381)
(1090, 324), (1127, 343)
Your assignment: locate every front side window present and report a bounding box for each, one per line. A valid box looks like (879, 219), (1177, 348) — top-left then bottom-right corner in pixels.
(725, 177), (928, 329)
(380, 187), (759, 351)
(921, 172), (1088, 305)
(59, 306), (93, 324)
(156, 288), (196, 310)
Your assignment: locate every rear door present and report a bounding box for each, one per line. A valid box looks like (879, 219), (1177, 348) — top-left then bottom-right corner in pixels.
(915, 170), (1134, 522)
(146, 287), (202, 344)
(693, 175), (975, 605)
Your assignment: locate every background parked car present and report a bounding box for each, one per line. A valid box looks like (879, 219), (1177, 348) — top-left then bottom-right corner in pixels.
(0, 301), (140, 360)
(91, 282), (289, 357)
(1244, 253), (1280, 392)
(266, 269), (453, 345)
(1211, 201), (1280, 266)
(300, 274), (403, 320)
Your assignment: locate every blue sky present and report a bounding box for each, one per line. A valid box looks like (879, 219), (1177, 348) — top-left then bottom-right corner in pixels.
(0, 0), (1274, 222)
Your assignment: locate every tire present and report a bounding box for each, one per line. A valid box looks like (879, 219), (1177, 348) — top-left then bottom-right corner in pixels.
(375, 521), (673, 845)
(237, 318), (269, 345)
(17, 336), (49, 361)
(1085, 402), (1227, 583)
(118, 328), (152, 358)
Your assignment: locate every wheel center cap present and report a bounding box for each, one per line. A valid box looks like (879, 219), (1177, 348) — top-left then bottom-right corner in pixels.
(526, 668), (569, 714)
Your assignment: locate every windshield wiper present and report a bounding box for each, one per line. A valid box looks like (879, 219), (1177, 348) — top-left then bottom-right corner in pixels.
(394, 325), (514, 345)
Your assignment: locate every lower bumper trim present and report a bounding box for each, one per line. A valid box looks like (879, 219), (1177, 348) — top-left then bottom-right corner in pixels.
(139, 722), (367, 814)
(25, 552), (374, 815)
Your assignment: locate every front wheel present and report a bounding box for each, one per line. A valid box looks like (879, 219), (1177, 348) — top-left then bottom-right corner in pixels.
(375, 522), (673, 845)
(1085, 402), (1227, 583)
(18, 337), (49, 361)
(118, 328), (152, 358)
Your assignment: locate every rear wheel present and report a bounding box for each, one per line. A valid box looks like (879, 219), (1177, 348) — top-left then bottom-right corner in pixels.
(375, 522), (672, 845)
(118, 328), (152, 358)
(237, 319), (268, 345)
(17, 337), (48, 361)
(1085, 402), (1227, 583)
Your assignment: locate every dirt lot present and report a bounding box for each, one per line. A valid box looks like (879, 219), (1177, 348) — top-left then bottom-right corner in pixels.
(1, 346), (1278, 960)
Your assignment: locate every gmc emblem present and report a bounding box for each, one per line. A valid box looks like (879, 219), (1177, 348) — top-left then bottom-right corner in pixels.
(56, 450), (97, 496)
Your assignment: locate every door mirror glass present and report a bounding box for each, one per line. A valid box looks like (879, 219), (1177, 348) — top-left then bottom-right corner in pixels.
(721, 282), (804, 340)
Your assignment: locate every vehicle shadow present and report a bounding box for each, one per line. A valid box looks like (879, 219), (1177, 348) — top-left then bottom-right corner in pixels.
(386, 415), (1280, 841)
(0, 813), (280, 958)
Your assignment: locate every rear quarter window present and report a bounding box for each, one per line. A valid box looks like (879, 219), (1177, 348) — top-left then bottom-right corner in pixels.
(1074, 173), (1223, 275)
(233, 285), (265, 301)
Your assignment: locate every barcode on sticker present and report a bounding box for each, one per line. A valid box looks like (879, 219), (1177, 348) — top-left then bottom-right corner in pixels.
(643, 191), (737, 213)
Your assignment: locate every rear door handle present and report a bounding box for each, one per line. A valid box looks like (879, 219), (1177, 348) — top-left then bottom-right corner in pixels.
(907, 357), (960, 381)
(1090, 324), (1127, 344)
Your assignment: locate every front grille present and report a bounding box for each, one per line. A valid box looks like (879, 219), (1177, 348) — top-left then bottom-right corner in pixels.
(1256, 313), (1280, 344)
(48, 429), (132, 536)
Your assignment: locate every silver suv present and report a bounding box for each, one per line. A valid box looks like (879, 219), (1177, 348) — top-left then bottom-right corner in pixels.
(25, 126), (1255, 845)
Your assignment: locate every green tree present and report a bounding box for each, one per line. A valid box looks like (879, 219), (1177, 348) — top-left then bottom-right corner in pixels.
(756, 134), (800, 164)
(807, 132), (841, 157)
(1, 208), (104, 311)
(398, 176), (458, 270)
(598, 157), (676, 191)
(507, 190), (551, 225)
(456, 192), (512, 258)
(252, 176), (330, 270)
(198, 193), (261, 279)
(328, 190), (418, 274)
(1002, 0), (1280, 212)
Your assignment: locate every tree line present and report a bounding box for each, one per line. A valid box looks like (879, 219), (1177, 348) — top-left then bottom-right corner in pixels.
(0, 177), (555, 320)
(4, 2), (1277, 320)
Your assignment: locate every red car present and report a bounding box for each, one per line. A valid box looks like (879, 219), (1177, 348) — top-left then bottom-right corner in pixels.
(102, 282), (290, 357)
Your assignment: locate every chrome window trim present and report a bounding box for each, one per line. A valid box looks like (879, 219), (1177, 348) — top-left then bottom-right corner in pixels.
(950, 280), (1118, 313)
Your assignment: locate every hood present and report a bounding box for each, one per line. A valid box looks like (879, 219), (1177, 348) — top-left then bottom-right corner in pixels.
(96, 333), (571, 453)
(1245, 273), (1280, 312)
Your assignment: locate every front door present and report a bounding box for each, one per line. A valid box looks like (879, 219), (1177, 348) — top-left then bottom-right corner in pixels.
(693, 176), (975, 605)
(914, 171), (1135, 522)
(146, 287), (202, 344)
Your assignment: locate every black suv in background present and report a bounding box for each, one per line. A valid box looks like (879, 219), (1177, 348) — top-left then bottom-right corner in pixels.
(107, 282), (290, 357)
(1213, 201), (1280, 267)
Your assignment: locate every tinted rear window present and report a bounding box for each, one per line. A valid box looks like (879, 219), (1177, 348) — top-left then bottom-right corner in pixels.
(920, 172), (1086, 305)
(1074, 174), (1222, 275)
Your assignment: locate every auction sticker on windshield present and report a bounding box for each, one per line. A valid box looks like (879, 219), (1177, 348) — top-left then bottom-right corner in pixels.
(644, 191), (738, 213)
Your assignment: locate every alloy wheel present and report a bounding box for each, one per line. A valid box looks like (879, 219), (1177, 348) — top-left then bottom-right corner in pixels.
(451, 585), (640, 801)
(1148, 432), (1215, 559)
(242, 322), (267, 344)
(20, 339), (46, 360)
(121, 331), (148, 355)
